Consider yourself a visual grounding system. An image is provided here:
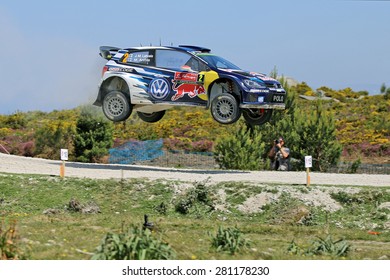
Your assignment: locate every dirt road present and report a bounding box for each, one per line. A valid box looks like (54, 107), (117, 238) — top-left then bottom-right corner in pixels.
(1, 153), (389, 186)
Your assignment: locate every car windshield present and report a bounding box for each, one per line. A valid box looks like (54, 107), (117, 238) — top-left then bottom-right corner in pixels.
(197, 54), (241, 70)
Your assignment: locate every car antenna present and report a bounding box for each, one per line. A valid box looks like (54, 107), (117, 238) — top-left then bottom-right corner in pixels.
(159, 37), (162, 46)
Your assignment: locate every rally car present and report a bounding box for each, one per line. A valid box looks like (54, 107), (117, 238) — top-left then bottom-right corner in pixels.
(94, 45), (286, 126)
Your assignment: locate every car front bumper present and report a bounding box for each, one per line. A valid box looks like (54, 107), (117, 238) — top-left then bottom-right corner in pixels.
(240, 103), (286, 110)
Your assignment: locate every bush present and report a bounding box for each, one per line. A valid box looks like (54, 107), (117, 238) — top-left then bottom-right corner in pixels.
(19, 141), (35, 157)
(347, 158), (361, 174)
(213, 124), (267, 170)
(209, 226), (250, 255)
(34, 118), (75, 159)
(174, 179), (215, 216)
(92, 226), (176, 260)
(308, 235), (350, 257)
(2, 112), (27, 129)
(74, 111), (114, 162)
(287, 235), (350, 257)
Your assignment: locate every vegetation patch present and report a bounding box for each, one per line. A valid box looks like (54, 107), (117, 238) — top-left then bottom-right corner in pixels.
(1, 173), (389, 260)
(288, 235), (351, 258)
(92, 226), (176, 260)
(173, 179), (215, 216)
(0, 220), (28, 260)
(209, 226), (250, 255)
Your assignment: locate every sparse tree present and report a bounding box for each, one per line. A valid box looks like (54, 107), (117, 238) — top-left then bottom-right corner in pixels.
(381, 83), (390, 100)
(380, 83), (386, 94)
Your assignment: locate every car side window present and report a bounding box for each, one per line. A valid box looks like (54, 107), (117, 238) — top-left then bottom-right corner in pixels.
(185, 57), (209, 72)
(122, 51), (154, 66)
(155, 50), (193, 70)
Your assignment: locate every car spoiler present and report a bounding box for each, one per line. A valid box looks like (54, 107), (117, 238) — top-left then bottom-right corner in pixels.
(99, 46), (121, 60)
(178, 45), (211, 53)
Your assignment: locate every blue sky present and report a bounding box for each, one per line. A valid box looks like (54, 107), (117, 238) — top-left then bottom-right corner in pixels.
(0, 0), (389, 114)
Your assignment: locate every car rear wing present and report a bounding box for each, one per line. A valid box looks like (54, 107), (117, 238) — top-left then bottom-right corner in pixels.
(99, 46), (121, 60)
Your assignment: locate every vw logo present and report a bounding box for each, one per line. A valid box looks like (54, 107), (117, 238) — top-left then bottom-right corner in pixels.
(149, 78), (170, 99)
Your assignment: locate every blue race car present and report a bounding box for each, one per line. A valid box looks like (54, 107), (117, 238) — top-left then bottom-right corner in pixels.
(94, 45), (286, 126)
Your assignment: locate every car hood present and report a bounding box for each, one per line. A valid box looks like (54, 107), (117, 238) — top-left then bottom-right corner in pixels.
(218, 68), (278, 83)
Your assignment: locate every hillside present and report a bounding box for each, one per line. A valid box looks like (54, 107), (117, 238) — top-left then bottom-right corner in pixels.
(0, 83), (389, 165)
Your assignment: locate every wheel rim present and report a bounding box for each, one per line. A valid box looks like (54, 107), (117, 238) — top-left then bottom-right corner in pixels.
(243, 109), (272, 126)
(214, 98), (235, 120)
(106, 96), (124, 117)
(247, 109), (265, 120)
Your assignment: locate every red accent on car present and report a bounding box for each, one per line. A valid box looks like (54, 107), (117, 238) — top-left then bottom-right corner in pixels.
(102, 66), (109, 77)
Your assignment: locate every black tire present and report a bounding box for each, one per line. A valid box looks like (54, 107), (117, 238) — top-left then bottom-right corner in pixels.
(242, 108), (272, 126)
(102, 91), (132, 122)
(137, 111), (166, 123)
(210, 93), (241, 124)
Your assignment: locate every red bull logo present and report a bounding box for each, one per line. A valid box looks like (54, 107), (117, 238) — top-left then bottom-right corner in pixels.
(171, 83), (206, 101)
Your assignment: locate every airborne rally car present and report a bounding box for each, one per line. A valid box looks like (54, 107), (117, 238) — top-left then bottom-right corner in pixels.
(94, 45), (286, 126)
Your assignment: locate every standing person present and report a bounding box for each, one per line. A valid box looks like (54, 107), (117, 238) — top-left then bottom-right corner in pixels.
(268, 136), (290, 171)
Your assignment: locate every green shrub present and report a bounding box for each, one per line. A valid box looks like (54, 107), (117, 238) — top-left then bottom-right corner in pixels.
(209, 226), (250, 255)
(308, 235), (350, 257)
(213, 124), (267, 170)
(331, 190), (385, 205)
(348, 158), (361, 174)
(287, 235), (350, 257)
(74, 111), (114, 163)
(174, 179), (215, 215)
(92, 226), (176, 260)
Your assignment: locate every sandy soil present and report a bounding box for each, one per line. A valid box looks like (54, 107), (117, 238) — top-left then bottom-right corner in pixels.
(1, 153), (389, 187)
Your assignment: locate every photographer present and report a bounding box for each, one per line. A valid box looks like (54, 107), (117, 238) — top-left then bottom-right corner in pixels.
(268, 136), (290, 171)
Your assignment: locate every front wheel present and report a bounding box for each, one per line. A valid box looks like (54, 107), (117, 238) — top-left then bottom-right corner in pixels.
(137, 111), (166, 123)
(102, 91), (132, 122)
(210, 93), (241, 124)
(242, 108), (272, 126)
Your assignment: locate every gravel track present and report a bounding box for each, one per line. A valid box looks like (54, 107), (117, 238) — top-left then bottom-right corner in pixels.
(1, 153), (389, 187)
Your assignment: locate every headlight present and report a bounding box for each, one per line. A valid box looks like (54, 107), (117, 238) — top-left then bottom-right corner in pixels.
(243, 79), (266, 89)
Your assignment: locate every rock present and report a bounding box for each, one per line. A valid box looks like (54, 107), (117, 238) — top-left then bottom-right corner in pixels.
(378, 202), (390, 210)
(43, 208), (61, 215)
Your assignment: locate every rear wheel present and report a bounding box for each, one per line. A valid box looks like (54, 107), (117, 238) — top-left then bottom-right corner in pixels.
(242, 108), (272, 126)
(210, 93), (241, 124)
(137, 111), (166, 123)
(102, 91), (132, 122)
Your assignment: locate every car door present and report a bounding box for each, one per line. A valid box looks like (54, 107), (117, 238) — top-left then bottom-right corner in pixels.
(154, 49), (208, 105)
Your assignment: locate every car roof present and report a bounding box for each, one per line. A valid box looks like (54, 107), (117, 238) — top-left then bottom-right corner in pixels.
(122, 45), (211, 53)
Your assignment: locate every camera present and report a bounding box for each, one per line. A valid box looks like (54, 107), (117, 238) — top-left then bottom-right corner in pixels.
(274, 139), (279, 144)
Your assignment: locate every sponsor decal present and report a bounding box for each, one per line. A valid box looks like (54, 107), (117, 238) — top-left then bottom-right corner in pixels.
(272, 94), (284, 103)
(149, 78), (170, 99)
(170, 72), (206, 101)
(128, 52), (153, 64)
(174, 72), (198, 82)
(171, 83), (206, 101)
(108, 67), (134, 73)
(173, 72), (205, 84)
(121, 53), (129, 63)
